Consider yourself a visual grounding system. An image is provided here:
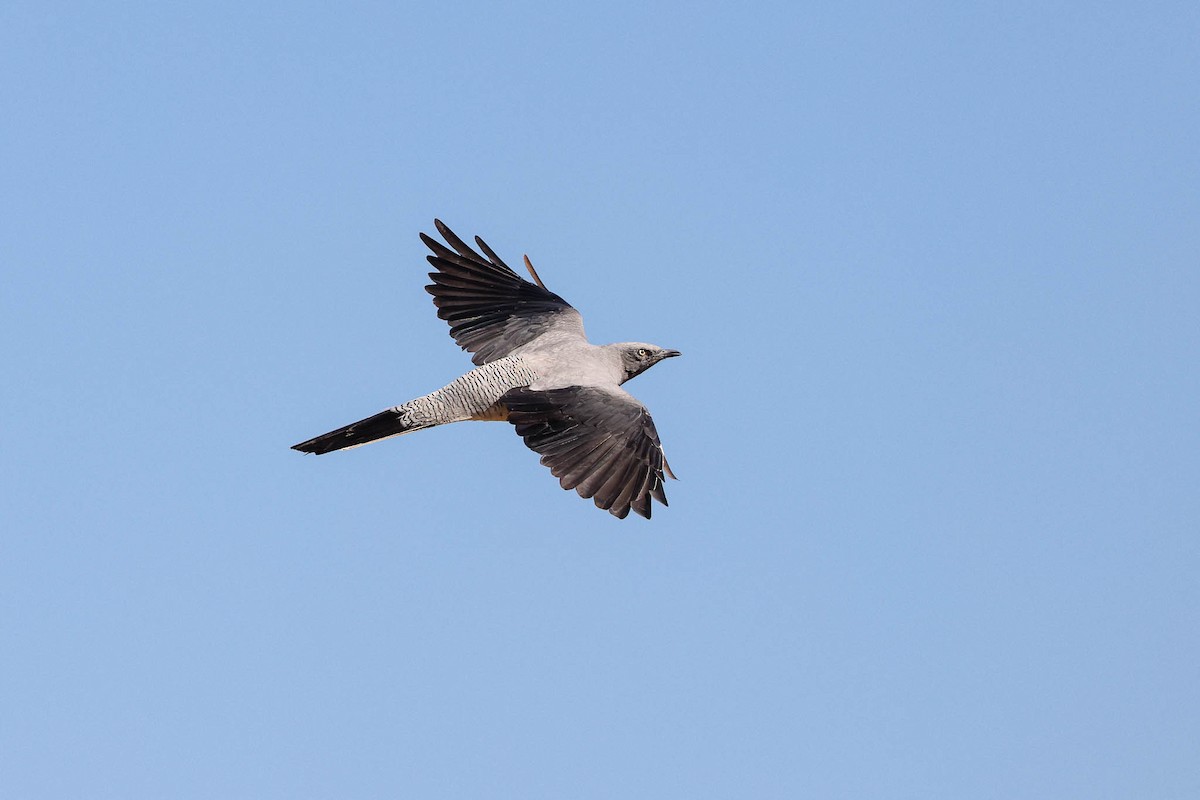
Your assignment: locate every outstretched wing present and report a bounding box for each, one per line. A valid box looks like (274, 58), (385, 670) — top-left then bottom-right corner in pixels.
(502, 385), (675, 520)
(421, 220), (585, 365)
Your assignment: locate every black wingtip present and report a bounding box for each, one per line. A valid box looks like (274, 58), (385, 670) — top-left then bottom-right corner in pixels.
(474, 235), (511, 270)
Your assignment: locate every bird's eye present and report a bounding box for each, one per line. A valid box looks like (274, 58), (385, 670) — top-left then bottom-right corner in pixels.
(637, 348), (649, 359)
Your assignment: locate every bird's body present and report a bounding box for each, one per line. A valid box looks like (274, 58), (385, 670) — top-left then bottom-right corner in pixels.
(293, 220), (680, 519)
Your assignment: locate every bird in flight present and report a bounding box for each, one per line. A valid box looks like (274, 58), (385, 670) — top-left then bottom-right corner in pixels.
(292, 220), (681, 519)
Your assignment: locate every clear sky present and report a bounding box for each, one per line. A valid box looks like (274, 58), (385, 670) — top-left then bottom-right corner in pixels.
(2, 2), (1197, 798)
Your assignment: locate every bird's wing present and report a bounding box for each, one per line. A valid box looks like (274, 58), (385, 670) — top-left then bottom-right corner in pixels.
(501, 385), (675, 519)
(421, 220), (585, 365)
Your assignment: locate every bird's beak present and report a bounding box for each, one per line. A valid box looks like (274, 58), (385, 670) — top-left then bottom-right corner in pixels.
(661, 349), (682, 359)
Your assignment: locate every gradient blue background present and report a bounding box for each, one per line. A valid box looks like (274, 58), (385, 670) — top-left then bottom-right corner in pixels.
(3, 2), (1197, 797)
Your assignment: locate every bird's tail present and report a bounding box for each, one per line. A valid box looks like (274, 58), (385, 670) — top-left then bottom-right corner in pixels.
(291, 408), (430, 455)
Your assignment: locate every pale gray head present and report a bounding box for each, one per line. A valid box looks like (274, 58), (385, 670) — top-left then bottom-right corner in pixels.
(613, 342), (682, 384)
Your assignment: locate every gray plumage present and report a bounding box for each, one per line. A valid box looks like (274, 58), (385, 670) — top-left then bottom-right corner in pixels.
(292, 220), (680, 519)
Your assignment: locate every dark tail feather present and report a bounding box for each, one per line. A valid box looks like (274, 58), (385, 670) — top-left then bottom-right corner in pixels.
(292, 408), (427, 455)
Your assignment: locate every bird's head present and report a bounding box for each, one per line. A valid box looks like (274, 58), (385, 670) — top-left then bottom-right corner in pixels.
(615, 343), (681, 384)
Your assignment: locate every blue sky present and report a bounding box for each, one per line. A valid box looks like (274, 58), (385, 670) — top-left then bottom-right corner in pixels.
(2, 2), (1197, 797)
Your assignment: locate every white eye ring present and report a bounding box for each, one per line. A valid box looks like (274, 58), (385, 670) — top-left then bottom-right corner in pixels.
(637, 348), (649, 358)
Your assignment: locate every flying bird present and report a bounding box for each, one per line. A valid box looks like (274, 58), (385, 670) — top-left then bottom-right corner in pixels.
(292, 220), (681, 519)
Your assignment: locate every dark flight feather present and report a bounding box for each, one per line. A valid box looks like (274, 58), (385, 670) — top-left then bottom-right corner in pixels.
(422, 220), (584, 365)
(502, 385), (672, 519)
